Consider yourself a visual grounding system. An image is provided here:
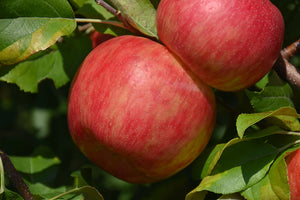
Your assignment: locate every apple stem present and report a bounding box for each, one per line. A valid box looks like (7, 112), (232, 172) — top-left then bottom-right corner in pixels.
(274, 38), (300, 89)
(0, 150), (34, 200)
(94, 0), (142, 35)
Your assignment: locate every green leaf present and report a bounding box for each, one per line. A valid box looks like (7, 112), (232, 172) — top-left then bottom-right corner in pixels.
(200, 137), (252, 179)
(236, 107), (300, 138)
(246, 71), (294, 113)
(29, 183), (67, 199)
(75, 0), (115, 19)
(0, 34), (91, 93)
(218, 193), (244, 199)
(0, 0), (75, 18)
(201, 143), (226, 178)
(9, 155), (60, 174)
(71, 170), (89, 188)
(49, 186), (104, 200)
(0, 0), (76, 65)
(2, 188), (23, 200)
(241, 146), (300, 200)
(0, 51), (68, 93)
(108, 0), (158, 38)
(186, 140), (278, 200)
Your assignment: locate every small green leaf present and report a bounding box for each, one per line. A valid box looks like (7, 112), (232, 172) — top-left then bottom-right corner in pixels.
(108, 0), (158, 38)
(247, 84), (294, 113)
(186, 140), (279, 199)
(0, 34), (91, 93)
(9, 155), (60, 174)
(29, 183), (67, 199)
(246, 71), (294, 113)
(49, 186), (104, 200)
(71, 170), (89, 188)
(237, 107), (300, 138)
(0, 51), (67, 93)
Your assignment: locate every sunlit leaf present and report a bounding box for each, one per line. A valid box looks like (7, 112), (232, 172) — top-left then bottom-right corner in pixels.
(237, 107), (300, 138)
(0, 18), (76, 66)
(9, 155), (60, 174)
(0, 0), (76, 65)
(0, 34), (91, 93)
(108, 0), (158, 38)
(186, 140), (278, 199)
(29, 183), (67, 199)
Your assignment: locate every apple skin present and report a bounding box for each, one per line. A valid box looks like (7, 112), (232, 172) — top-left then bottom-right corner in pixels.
(286, 148), (300, 200)
(67, 35), (216, 183)
(156, 0), (285, 91)
(89, 31), (114, 48)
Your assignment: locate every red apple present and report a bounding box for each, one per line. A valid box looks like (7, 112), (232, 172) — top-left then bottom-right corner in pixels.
(156, 0), (285, 91)
(89, 31), (114, 48)
(67, 35), (216, 183)
(286, 148), (300, 200)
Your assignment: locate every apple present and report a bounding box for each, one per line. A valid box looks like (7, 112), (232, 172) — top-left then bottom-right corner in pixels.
(67, 35), (216, 183)
(286, 148), (300, 200)
(89, 31), (114, 48)
(156, 0), (285, 91)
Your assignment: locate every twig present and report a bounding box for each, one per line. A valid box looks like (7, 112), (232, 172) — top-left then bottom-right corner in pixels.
(0, 150), (34, 200)
(281, 39), (300, 60)
(95, 0), (120, 18)
(274, 39), (300, 88)
(77, 23), (94, 33)
(94, 0), (142, 35)
(75, 18), (126, 29)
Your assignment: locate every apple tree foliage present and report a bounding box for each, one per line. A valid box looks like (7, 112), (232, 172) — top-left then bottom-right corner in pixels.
(0, 0), (299, 199)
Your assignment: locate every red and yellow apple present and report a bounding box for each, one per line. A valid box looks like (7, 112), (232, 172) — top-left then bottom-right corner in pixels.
(89, 31), (114, 48)
(286, 148), (300, 200)
(67, 35), (216, 183)
(156, 0), (285, 91)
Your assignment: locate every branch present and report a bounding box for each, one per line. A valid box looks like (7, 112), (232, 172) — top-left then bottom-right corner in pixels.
(274, 39), (300, 88)
(0, 151), (34, 200)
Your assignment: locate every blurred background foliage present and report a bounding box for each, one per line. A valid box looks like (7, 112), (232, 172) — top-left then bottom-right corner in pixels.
(0, 0), (299, 199)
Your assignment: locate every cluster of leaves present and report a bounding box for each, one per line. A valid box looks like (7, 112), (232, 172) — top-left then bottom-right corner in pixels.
(0, 0), (300, 199)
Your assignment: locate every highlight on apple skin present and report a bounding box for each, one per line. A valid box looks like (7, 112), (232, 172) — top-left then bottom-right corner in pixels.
(67, 35), (216, 183)
(286, 148), (300, 200)
(156, 0), (285, 91)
